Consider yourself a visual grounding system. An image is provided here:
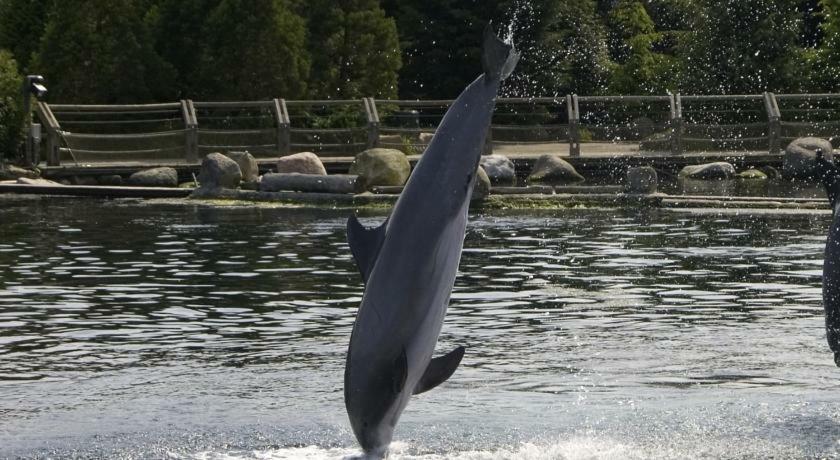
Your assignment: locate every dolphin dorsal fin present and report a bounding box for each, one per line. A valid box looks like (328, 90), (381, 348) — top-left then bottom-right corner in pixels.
(347, 214), (387, 282)
(413, 346), (465, 395)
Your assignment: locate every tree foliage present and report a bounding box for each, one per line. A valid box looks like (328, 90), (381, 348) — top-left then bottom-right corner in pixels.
(0, 49), (23, 161)
(31, 0), (175, 103)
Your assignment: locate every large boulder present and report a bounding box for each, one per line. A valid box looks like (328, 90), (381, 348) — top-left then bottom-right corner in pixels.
(349, 148), (411, 190)
(480, 154), (516, 186)
(225, 151), (259, 182)
(527, 155), (585, 184)
(678, 162), (736, 180)
(472, 166), (491, 200)
(625, 166), (658, 194)
(277, 152), (327, 175)
(783, 137), (834, 180)
(197, 152), (241, 190)
(128, 167), (178, 187)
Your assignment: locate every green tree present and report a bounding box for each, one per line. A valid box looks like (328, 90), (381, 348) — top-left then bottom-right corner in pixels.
(147, 0), (221, 98)
(31, 0), (175, 103)
(606, 0), (676, 94)
(197, 0), (310, 100)
(0, 0), (53, 72)
(303, 0), (401, 99)
(682, 0), (804, 94)
(0, 49), (23, 161)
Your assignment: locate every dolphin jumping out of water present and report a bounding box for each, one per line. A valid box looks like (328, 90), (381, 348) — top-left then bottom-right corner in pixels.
(343, 25), (519, 459)
(815, 149), (840, 365)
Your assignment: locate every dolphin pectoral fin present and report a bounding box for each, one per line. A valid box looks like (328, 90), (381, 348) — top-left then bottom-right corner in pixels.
(347, 214), (387, 282)
(413, 346), (465, 395)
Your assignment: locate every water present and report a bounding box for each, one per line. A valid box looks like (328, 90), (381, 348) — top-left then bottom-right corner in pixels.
(1, 195), (839, 459)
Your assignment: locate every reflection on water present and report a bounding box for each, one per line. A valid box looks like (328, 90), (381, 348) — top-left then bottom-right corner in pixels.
(1, 196), (839, 459)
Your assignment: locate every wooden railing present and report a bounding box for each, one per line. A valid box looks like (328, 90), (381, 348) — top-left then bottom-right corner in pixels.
(30, 93), (840, 166)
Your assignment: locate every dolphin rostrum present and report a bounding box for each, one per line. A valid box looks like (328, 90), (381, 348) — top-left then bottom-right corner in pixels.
(815, 149), (840, 365)
(343, 25), (519, 459)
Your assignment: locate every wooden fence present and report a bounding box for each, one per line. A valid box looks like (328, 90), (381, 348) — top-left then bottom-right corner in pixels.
(29, 93), (840, 166)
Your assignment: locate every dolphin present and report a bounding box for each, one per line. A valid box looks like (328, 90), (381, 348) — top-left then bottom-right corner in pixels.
(343, 25), (519, 459)
(815, 149), (840, 365)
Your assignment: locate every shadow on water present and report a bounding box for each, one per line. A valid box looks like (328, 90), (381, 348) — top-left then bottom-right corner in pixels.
(1, 196), (839, 458)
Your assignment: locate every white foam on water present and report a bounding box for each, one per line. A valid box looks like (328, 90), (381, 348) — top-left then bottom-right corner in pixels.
(184, 437), (650, 460)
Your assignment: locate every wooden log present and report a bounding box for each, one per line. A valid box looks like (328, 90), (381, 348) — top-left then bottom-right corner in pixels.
(260, 173), (362, 194)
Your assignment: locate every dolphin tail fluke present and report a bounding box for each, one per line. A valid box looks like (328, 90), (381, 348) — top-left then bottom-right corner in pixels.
(413, 346), (465, 395)
(482, 23), (519, 83)
(815, 149), (840, 213)
(347, 215), (387, 282)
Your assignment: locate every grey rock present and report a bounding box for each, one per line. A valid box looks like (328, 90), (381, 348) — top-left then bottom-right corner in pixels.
(98, 175), (123, 186)
(418, 132), (435, 146)
(225, 151), (259, 182)
(128, 167), (178, 187)
(759, 165), (781, 179)
(17, 177), (62, 186)
(277, 152), (327, 175)
(480, 154), (516, 186)
(736, 168), (768, 180)
(625, 166), (658, 194)
(472, 166), (491, 200)
(783, 137), (835, 180)
(198, 153), (241, 190)
(0, 165), (39, 180)
(678, 162), (736, 180)
(528, 155), (585, 184)
(349, 148), (411, 190)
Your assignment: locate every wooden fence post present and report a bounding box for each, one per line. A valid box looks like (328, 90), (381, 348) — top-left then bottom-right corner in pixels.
(364, 97), (380, 150)
(567, 94), (580, 157)
(764, 92), (781, 155)
(670, 93), (684, 155)
(181, 99), (199, 162)
(273, 98), (291, 155)
(36, 102), (62, 166)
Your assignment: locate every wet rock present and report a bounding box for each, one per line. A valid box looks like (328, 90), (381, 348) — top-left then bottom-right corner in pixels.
(349, 148), (411, 190)
(472, 166), (491, 200)
(128, 167), (178, 187)
(480, 154), (516, 186)
(17, 177), (62, 186)
(758, 165), (781, 179)
(678, 162), (736, 180)
(0, 165), (39, 180)
(197, 152), (241, 190)
(736, 168), (768, 180)
(783, 137), (834, 180)
(276, 152), (327, 175)
(98, 175), (123, 186)
(225, 151), (259, 182)
(625, 166), (658, 194)
(528, 155), (585, 184)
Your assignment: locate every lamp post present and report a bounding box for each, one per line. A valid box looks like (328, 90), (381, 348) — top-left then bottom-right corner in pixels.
(22, 75), (47, 167)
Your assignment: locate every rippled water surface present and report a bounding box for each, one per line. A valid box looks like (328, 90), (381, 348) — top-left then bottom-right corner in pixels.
(2, 195), (840, 459)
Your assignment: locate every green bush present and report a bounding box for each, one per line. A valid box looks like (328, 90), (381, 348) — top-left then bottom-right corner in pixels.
(0, 49), (23, 163)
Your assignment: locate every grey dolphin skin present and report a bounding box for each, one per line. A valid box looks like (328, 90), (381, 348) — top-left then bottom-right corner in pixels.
(816, 150), (840, 365)
(343, 25), (519, 459)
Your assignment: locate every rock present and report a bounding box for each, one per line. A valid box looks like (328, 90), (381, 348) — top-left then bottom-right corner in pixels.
(98, 175), (123, 186)
(71, 176), (98, 186)
(480, 154), (516, 186)
(0, 165), (39, 180)
(225, 151), (259, 182)
(758, 165), (781, 179)
(625, 166), (658, 194)
(197, 152), (241, 190)
(349, 148), (411, 190)
(783, 137), (834, 180)
(128, 167), (178, 187)
(472, 166), (491, 200)
(260, 173), (361, 194)
(527, 155), (585, 184)
(17, 177), (62, 186)
(678, 162), (736, 180)
(276, 152), (327, 175)
(418, 132), (435, 146)
(178, 182), (197, 189)
(736, 168), (768, 180)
